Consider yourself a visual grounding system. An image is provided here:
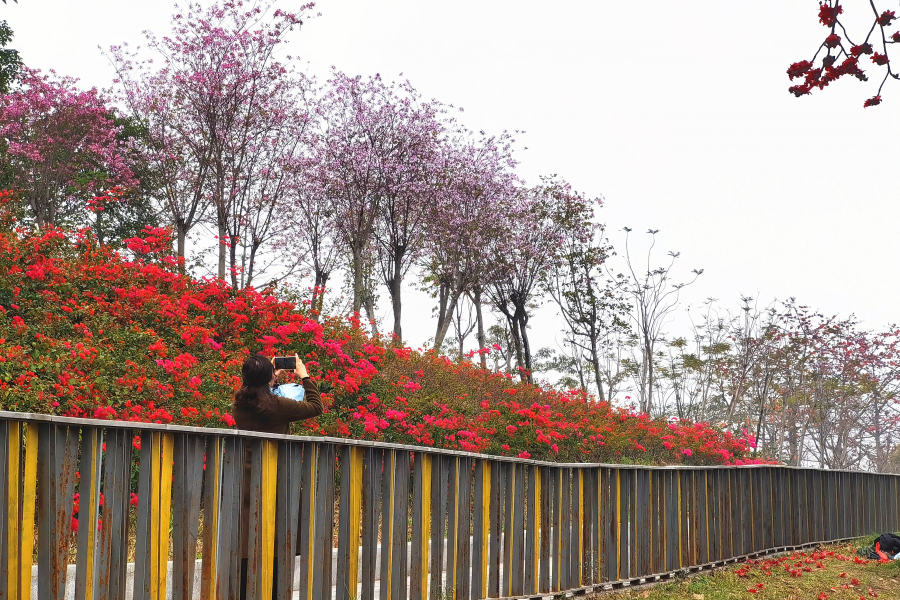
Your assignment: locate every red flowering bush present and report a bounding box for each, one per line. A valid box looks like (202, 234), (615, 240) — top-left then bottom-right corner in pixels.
(0, 190), (762, 466)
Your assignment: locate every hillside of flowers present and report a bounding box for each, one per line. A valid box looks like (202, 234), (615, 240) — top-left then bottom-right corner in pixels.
(0, 191), (761, 466)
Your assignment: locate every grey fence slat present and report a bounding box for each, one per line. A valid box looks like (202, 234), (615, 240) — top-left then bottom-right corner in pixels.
(679, 470), (690, 569)
(485, 459), (500, 598)
(801, 471), (811, 544)
(697, 471), (708, 565)
(549, 467), (561, 590)
(336, 445), (355, 600)
(445, 456), (459, 599)
(275, 442), (302, 600)
(666, 470), (679, 571)
(688, 471), (699, 567)
(297, 442), (318, 600)
(171, 433), (204, 600)
(454, 457), (472, 600)
(601, 468), (614, 583)
(580, 469), (594, 586)
(411, 453), (427, 600)
(720, 470), (731, 560)
(112, 431), (133, 600)
(538, 465), (551, 592)
(245, 440), (265, 600)
(0, 420), (9, 600)
(98, 428), (128, 600)
(770, 469), (783, 549)
(727, 470), (739, 558)
(628, 469), (638, 577)
(635, 469), (649, 577)
(560, 467), (571, 588)
(837, 471), (845, 538)
(570, 468), (581, 587)
(589, 469), (600, 585)
(510, 462), (525, 595)
(391, 451), (410, 600)
(313, 444), (336, 600)
(37, 424), (77, 600)
(215, 436), (242, 600)
(470, 460), (485, 600)
(617, 469), (630, 580)
(591, 469), (601, 584)
(523, 465), (536, 594)
(75, 427), (103, 600)
(133, 433), (153, 600)
(765, 468), (775, 549)
(361, 447), (381, 600)
(200, 436), (220, 600)
(712, 469), (724, 562)
(500, 462), (512, 596)
(428, 455), (445, 600)
(35, 424), (50, 600)
(830, 471), (838, 540)
(650, 471), (662, 575)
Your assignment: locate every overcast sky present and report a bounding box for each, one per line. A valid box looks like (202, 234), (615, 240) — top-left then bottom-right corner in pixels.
(4, 0), (900, 357)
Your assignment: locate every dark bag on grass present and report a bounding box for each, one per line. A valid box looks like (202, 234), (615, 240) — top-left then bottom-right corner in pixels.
(874, 533), (900, 556)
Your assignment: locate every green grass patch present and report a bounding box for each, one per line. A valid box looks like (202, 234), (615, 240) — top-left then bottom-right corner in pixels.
(602, 540), (900, 600)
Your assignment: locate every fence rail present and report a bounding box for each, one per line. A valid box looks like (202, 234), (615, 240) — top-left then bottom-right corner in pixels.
(0, 410), (898, 600)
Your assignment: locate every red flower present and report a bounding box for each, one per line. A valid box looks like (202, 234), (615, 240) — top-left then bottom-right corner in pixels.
(787, 60), (813, 79)
(878, 10), (896, 27)
(864, 95), (882, 107)
(818, 2), (843, 27)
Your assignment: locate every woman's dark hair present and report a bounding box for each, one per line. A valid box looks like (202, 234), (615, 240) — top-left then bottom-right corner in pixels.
(233, 354), (277, 414)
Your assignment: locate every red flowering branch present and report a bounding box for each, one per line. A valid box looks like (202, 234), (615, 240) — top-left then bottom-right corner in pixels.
(787, 1), (899, 106)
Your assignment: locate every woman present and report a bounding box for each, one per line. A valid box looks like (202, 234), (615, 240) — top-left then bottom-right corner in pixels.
(232, 353), (323, 599)
(232, 352), (323, 433)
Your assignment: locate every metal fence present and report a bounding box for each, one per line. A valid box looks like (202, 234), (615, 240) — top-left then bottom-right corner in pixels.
(1, 410), (898, 600)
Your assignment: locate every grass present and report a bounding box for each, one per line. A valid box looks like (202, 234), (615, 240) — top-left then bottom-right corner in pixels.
(601, 539), (900, 600)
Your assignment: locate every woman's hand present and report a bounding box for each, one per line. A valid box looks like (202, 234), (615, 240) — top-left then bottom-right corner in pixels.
(294, 353), (310, 379)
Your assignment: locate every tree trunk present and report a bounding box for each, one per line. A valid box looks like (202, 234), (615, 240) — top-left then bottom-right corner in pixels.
(388, 247), (405, 341)
(176, 225), (187, 260)
(217, 220), (227, 280)
(473, 286), (487, 370)
(311, 270), (329, 321)
(589, 332), (605, 402)
(351, 245), (365, 314)
(506, 311), (525, 378)
(229, 234), (239, 289)
(363, 291), (377, 337)
(517, 314), (534, 385)
(433, 285), (461, 350)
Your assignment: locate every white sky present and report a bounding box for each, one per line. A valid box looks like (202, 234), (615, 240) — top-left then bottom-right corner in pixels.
(4, 0), (900, 358)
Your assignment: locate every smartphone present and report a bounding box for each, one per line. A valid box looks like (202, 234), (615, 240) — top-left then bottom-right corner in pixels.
(273, 356), (296, 371)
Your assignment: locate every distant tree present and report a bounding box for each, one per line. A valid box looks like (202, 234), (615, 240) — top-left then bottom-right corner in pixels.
(0, 20), (20, 95)
(787, 1), (899, 107)
(486, 177), (589, 383)
(544, 192), (630, 401)
(423, 129), (517, 357)
(283, 168), (341, 319)
(619, 229), (702, 416)
(0, 67), (137, 228)
(109, 0), (315, 278)
(313, 71), (443, 335)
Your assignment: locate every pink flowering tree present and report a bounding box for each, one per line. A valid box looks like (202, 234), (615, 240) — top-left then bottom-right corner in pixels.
(422, 128), (518, 361)
(0, 67), (136, 228)
(310, 71), (446, 337)
(788, 1), (899, 106)
(109, 0), (315, 280)
(485, 177), (592, 383)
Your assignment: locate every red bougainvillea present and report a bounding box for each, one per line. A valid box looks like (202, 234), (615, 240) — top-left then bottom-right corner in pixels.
(0, 190), (764, 466)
